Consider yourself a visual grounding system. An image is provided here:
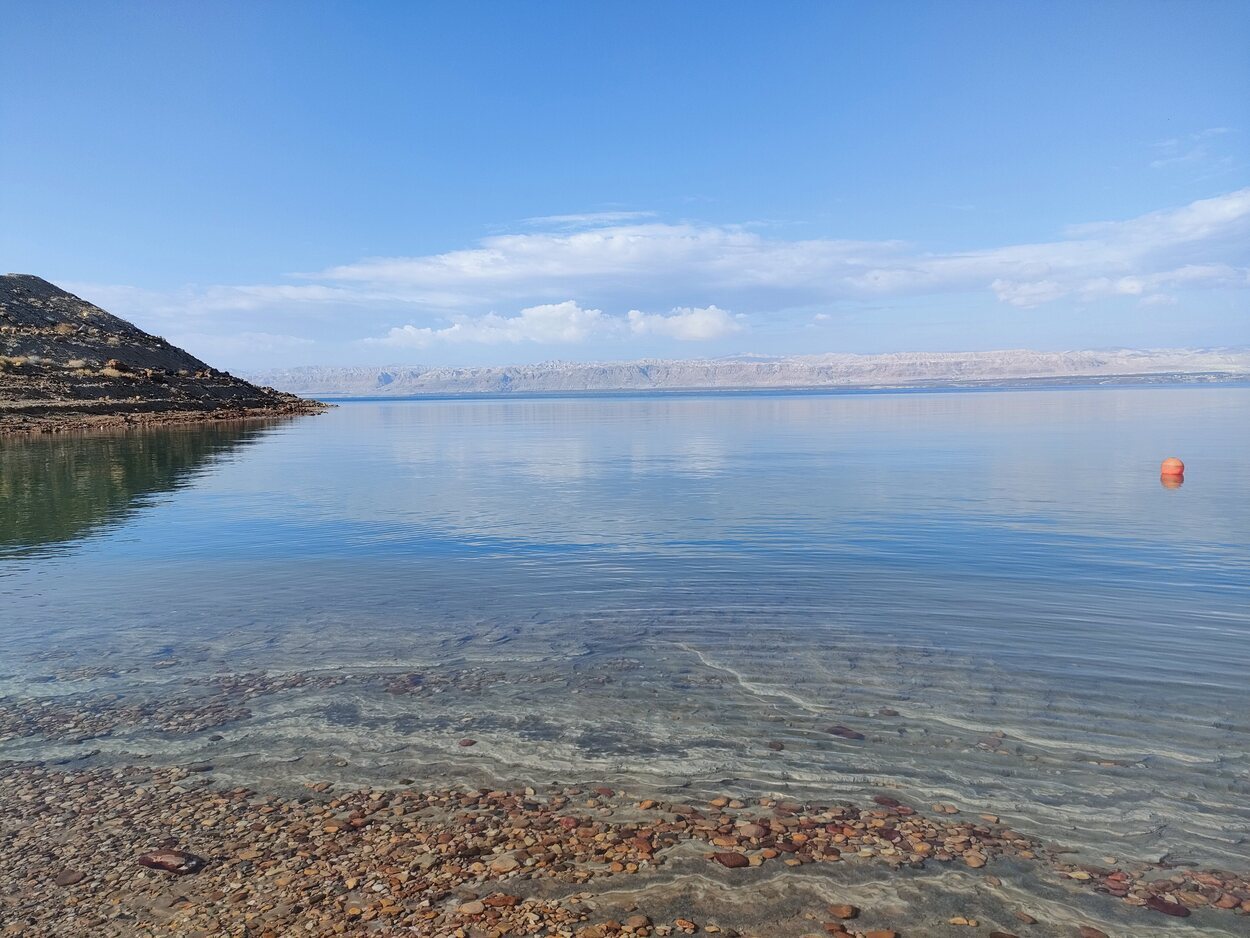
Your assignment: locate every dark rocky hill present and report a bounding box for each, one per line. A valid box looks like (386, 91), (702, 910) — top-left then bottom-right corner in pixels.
(0, 274), (325, 433)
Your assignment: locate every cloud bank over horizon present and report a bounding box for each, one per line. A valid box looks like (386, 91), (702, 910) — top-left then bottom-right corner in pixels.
(65, 188), (1250, 368)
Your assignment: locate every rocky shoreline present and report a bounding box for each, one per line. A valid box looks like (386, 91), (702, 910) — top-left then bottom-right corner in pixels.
(2, 757), (1246, 938)
(1, 274), (329, 437)
(0, 397), (329, 436)
(2, 661), (1249, 936)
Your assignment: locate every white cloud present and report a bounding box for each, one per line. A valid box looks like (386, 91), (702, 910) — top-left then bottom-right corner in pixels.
(1150, 127), (1235, 171)
(313, 223), (897, 308)
(172, 331), (315, 359)
(70, 189), (1250, 346)
(64, 281), (375, 321)
(991, 279), (1068, 307)
(312, 188), (1250, 313)
(368, 301), (617, 348)
(627, 305), (742, 340)
(1064, 187), (1249, 244)
(519, 211), (657, 228)
(369, 301), (746, 348)
(1075, 263), (1248, 306)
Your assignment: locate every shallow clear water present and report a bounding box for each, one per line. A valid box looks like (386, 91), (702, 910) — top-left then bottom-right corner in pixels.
(3, 387), (1249, 880)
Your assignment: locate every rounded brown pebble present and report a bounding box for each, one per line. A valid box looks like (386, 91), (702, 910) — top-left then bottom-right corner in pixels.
(827, 904), (858, 919)
(54, 870), (85, 887)
(1014, 912), (1038, 924)
(711, 851), (750, 869)
(458, 738), (477, 747)
(489, 855), (520, 874)
(767, 740), (785, 750)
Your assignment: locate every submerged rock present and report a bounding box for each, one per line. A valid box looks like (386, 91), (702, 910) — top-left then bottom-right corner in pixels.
(826, 725), (865, 740)
(1144, 895), (1191, 917)
(137, 849), (205, 875)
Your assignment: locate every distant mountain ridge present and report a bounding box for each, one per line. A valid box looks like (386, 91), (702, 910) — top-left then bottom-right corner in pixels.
(248, 348), (1250, 397)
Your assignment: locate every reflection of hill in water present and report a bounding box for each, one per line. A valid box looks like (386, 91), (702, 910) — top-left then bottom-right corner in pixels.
(0, 422), (272, 555)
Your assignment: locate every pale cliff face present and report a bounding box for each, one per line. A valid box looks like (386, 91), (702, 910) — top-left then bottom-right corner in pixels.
(245, 348), (1250, 397)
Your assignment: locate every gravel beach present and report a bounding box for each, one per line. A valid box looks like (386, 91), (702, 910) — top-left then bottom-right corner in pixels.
(0, 675), (1245, 938)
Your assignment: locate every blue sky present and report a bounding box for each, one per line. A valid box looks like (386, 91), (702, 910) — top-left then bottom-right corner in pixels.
(2, 1), (1247, 369)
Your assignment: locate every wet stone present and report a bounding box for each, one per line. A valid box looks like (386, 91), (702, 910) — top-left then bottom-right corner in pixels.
(137, 848), (206, 875)
(826, 725), (866, 741)
(1144, 896), (1191, 917)
(0, 730), (1247, 938)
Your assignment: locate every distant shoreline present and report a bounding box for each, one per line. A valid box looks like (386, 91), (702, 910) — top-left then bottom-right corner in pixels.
(247, 348), (1250, 400)
(5, 374), (1243, 431)
(310, 371), (1250, 403)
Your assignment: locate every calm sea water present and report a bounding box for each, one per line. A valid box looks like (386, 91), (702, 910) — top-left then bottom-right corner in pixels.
(3, 387), (1249, 877)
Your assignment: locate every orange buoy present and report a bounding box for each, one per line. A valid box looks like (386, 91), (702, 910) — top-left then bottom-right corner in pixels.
(1160, 457), (1185, 477)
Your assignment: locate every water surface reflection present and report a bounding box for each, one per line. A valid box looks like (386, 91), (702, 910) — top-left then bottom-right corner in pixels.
(2, 387), (1248, 883)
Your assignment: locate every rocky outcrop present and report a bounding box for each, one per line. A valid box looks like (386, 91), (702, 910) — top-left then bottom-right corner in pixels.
(0, 274), (326, 433)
